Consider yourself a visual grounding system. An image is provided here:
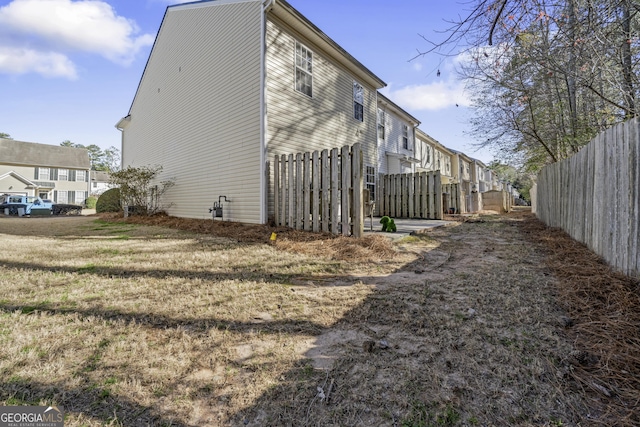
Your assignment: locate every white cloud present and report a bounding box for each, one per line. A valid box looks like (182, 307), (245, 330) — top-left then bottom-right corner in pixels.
(0, 0), (154, 77)
(0, 46), (77, 79)
(412, 62), (423, 72)
(383, 78), (471, 111)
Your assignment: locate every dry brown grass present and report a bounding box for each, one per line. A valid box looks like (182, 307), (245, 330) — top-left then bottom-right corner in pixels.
(0, 212), (638, 426)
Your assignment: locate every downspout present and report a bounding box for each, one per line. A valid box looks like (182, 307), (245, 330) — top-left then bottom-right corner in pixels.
(260, 0), (274, 224)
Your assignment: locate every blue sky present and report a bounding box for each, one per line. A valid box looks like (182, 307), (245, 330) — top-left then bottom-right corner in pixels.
(0, 0), (494, 163)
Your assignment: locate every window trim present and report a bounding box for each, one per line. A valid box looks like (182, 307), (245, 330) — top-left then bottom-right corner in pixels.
(377, 109), (385, 140)
(295, 41), (313, 97)
(365, 165), (376, 201)
(402, 125), (409, 150)
(353, 81), (364, 122)
(58, 169), (68, 181)
(39, 167), (50, 180)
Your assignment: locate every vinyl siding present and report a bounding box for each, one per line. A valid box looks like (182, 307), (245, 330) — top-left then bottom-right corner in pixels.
(265, 19), (379, 219)
(377, 110), (416, 175)
(122, 0), (264, 222)
(265, 19), (378, 165)
(0, 164), (90, 197)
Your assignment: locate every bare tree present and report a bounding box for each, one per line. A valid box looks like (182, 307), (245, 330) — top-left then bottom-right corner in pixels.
(417, 0), (639, 169)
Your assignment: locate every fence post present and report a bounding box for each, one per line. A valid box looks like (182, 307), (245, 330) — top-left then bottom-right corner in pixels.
(330, 148), (339, 234)
(341, 145), (351, 236)
(287, 153), (294, 228)
(321, 149), (330, 233)
(434, 173), (443, 219)
(274, 155), (280, 226)
(303, 152), (311, 231)
(312, 151), (320, 232)
(352, 143), (363, 237)
(295, 153), (303, 230)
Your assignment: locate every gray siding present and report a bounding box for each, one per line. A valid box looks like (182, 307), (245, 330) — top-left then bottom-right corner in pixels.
(377, 109), (416, 175)
(1, 164), (90, 198)
(122, 0), (264, 222)
(265, 19), (378, 165)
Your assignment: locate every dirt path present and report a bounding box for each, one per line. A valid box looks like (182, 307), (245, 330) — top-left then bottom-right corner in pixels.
(237, 212), (637, 426)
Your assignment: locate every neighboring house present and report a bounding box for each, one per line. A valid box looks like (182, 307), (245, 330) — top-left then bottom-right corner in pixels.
(376, 92), (420, 177)
(0, 138), (91, 205)
(116, 0), (385, 223)
(415, 129), (455, 183)
(90, 170), (114, 196)
(473, 159), (490, 193)
(450, 149), (479, 212)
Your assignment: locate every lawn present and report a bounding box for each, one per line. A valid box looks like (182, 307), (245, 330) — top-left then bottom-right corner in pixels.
(0, 212), (638, 426)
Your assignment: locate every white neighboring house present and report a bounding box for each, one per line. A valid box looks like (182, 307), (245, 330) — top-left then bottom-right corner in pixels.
(415, 129), (455, 183)
(116, 0), (385, 223)
(376, 92), (420, 176)
(90, 171), (114, 196)
(0, 138), (91, 204)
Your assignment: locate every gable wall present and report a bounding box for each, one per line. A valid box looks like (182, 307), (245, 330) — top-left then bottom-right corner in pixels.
(122, 0), (264, 222)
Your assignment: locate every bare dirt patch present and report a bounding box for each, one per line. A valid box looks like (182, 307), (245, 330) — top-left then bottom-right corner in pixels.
(0, 211), (638, 426)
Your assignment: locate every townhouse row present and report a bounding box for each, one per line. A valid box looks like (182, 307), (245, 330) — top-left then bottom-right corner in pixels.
(115, 0), (520, 223)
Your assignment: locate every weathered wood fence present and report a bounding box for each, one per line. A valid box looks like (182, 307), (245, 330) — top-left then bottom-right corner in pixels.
(377, 171), (448, 219)
(273, 143), (364, 237)
(535, 118), (639, 278)
(442, 183), (463, 215)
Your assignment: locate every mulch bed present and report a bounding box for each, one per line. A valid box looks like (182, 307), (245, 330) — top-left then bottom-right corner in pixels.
(520, 215), (640, 426)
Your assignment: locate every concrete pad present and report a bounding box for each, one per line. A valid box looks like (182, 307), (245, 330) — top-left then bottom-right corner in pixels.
(363, 217), (452, 240)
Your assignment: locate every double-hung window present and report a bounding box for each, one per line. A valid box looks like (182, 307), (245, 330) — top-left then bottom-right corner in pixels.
(366, 166), (376, 201)
(402, 125), (409, 150)
(76, 170), (86, 182)
(57, 191), (68, 204)
(39, 167), (50, 180)
(58, 169), (68, 181)
(377, 109), (385, 140)
(353, 82), (364, 122)
(295, 42), (313, 97)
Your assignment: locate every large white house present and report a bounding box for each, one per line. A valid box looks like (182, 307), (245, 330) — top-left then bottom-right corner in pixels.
(116, 0), (385, 224)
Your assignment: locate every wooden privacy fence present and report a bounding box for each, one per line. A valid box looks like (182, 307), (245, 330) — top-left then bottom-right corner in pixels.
(442, 183), (462, 215)
(273, 143), (364, 237)
(535, 118), (639, 278)
(377, 171), (445, 219)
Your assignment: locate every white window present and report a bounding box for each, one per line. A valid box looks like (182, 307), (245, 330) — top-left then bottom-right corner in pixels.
(295, 42), (313, 97)
(75, 192), (85, 205)
(39, 167), (50, 180)
(353, 82), (364, 122)
(366, 166), (376, 201)
(402, 125), (409, 150)
(377, 109), (385, 140)
(58, 169), (68, 181)
(76, 170), (86, 182)
(57, 191), (68, 204)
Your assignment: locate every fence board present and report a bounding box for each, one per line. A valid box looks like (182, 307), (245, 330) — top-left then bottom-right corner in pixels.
(312, 151), (320, 232)
(352, 143), (363, 237)
(330, 148), (339, 234)
(377, 171), (446, 219)
(321, 149), (330, 233)
(273, 144), (363, 237)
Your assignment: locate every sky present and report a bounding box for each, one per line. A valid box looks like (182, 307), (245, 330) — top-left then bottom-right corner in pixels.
(0, 0), (495, 164)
